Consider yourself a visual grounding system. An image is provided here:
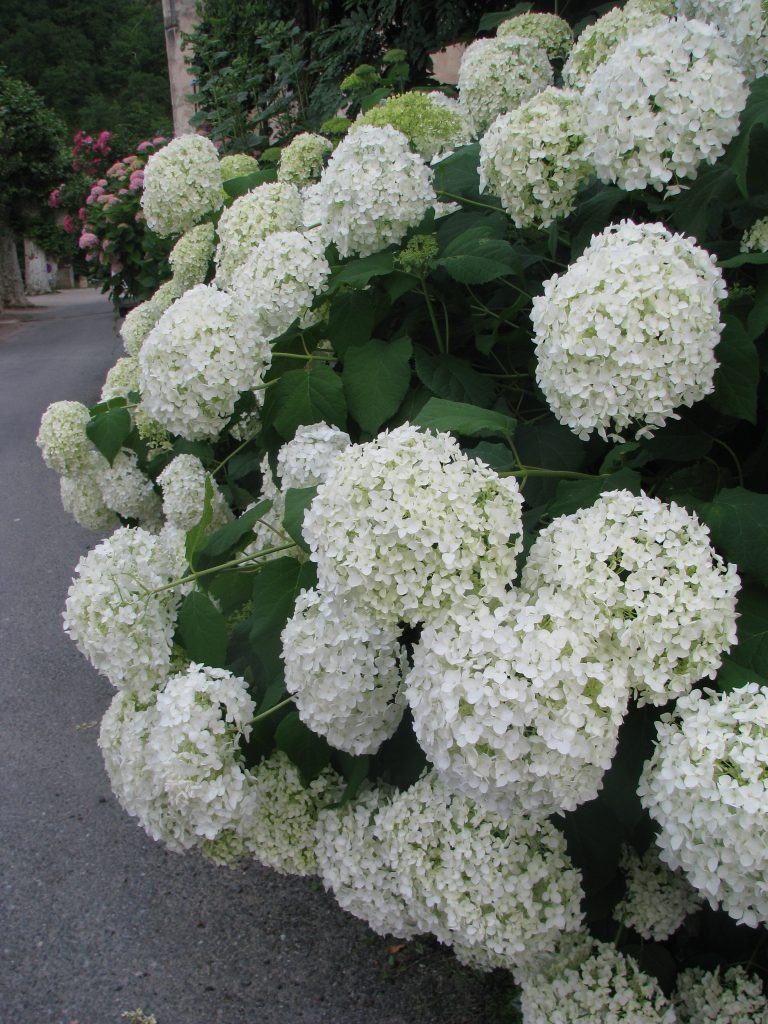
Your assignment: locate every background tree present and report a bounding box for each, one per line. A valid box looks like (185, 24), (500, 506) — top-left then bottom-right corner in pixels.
(0, 0), (172, 150)
(0, 69), (67, 309)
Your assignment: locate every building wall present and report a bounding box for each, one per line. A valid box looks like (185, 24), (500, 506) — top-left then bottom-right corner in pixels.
(161, 0), (200, 136)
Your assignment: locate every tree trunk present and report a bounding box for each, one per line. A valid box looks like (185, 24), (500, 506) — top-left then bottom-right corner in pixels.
(0, 222), (30, 311)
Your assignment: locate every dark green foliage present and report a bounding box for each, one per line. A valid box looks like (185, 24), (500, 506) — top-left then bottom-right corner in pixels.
(0, 0), (171, 145)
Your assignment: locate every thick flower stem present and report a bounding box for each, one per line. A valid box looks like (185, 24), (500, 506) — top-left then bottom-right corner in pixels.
(149, 542), (297, 595)
(251, 696), (294, 724)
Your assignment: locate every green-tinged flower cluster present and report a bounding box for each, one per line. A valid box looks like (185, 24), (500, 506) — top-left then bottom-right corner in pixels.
(355, 92), (469, 162)
(497, 12), (573, 60)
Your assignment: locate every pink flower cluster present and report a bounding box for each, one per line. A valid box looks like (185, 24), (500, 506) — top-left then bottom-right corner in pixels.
(72, 128), (112, 174)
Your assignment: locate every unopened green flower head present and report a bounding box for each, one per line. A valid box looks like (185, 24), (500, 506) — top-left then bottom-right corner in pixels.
(278, 132), (333, 187)
(319, 115), (352, 138)
(355, 91), (469, 161)
(219, 153), (259, 182)
(497, 12), (573, 61)
(341, 64), (380, 93)
(396, 234), (438, 275)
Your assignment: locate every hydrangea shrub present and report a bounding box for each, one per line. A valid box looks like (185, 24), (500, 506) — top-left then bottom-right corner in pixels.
(39, 6), (768, 1017)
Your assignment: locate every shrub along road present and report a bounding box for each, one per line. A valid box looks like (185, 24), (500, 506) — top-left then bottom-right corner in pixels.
(0, 290), (488, 1024)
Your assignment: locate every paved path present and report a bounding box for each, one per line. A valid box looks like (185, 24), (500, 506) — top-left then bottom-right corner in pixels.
(0, 291), (488, 1024)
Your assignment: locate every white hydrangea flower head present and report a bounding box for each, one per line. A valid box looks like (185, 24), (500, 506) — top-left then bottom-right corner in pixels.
(582, 17), (748, 193)
(282, 589), (408, 755)
(276, 422), (351, 490)
(219, 153), (259, 182)
(457, 37), (553, 137)
(315, 784), (422, 938)
(674, 965), (768, 1023)
(677, 0), (768, 79)
(522, 490), (740, 706)
(157, 454), (232, 532)
(303, 424), (524, 622)
(497, 12), (573, 60)
(376, 772), (585, 970)
(532, 220), (727, 441)
(638, 684), (768, 928)
(519, 934), (677, 1024)
(406, 590), (631, 820)
(214, 182), (303, 288)
(227, 229), (330, 339)
(311, 125), (436, 258)
(146, 665), (258, 848)
(479, 88), (589, 229)
(60, 473), (119, 531)
(96, 449), (162, 526)
(121, 299), (163, 357)
(63, 526), (187, 693)
(138, 284), (272, 440)
(353, 92), (471, 162)
(100, 357), (139, 402)
(277, 132), (333, 188)
(563, 1), (669, 88)
(742, 217), (768, 253)
(615, 845), (703, 940)
(168, 222), (216, 290)
(242, 750), (343, 876)
(36, 400), (94, 476)
(141, 134), (223, 237)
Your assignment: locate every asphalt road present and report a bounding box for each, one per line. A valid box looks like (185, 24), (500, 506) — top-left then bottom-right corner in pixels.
(0, 291), (489, 1024)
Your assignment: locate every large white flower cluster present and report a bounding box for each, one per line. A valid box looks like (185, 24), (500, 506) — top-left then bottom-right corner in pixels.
(157, 454), (232, 533)
(317, 773), (584, 967)
(522, 490), (739, 706)
(243, 751), (343, 876)
(60, 473), (118, 532)
(138, 284), (272, 440)
(168, 222), (215, 290)
(677, 0), (768, 80)
(37, 400), (93, 476)
(141, 135), (223, 237)
(219, 153), (259, 183)
(100, 357), (139, 402)
(120, 299), (164, 357)
(100, 666), (259, 863)
(64, 526), (187, 693)
(214, 183), (303, 288)
(315, 785), (420, 937)
(638, 684), (768, 928)
(282, 589), (408, 755)
(457, 37), (553, 137)
(353, 92), (470, 162)
(378, 772), (585, 970)
(531, 220), (727, 441)
(276, 422), (351, 490)
(303, 424), (524, 622)
(97, 450), (162, 525)
(582, 17), (748, 193)
(614, 845), (703, 940)
(742, 217), (768, 253)
(406, 591), (631, 820)
(277, 132), (332, 188)
(228, 230), (330, 339)
(563, 0), (668, 87)
(497, 12), (573, 60)
(518, 933), (677, 1024)
(310, 125), (436, 258)
(479, 87), (589, 229)
(673, 965), (768, 1023)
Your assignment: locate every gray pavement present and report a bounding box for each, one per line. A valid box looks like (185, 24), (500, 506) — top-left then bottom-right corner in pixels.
(0, 291), (490, 1024)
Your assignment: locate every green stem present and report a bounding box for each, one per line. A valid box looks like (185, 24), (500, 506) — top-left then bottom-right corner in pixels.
(420, 277), (445, 354)
(711, 436), (744, 487)
(212, 433), (258, 476)
(436, 190), (501, 213)
(499, 466), (608, 480)
(271, 350), (336, 362)
(149, 542), (297, 595)
(251, 696), (294, 724)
